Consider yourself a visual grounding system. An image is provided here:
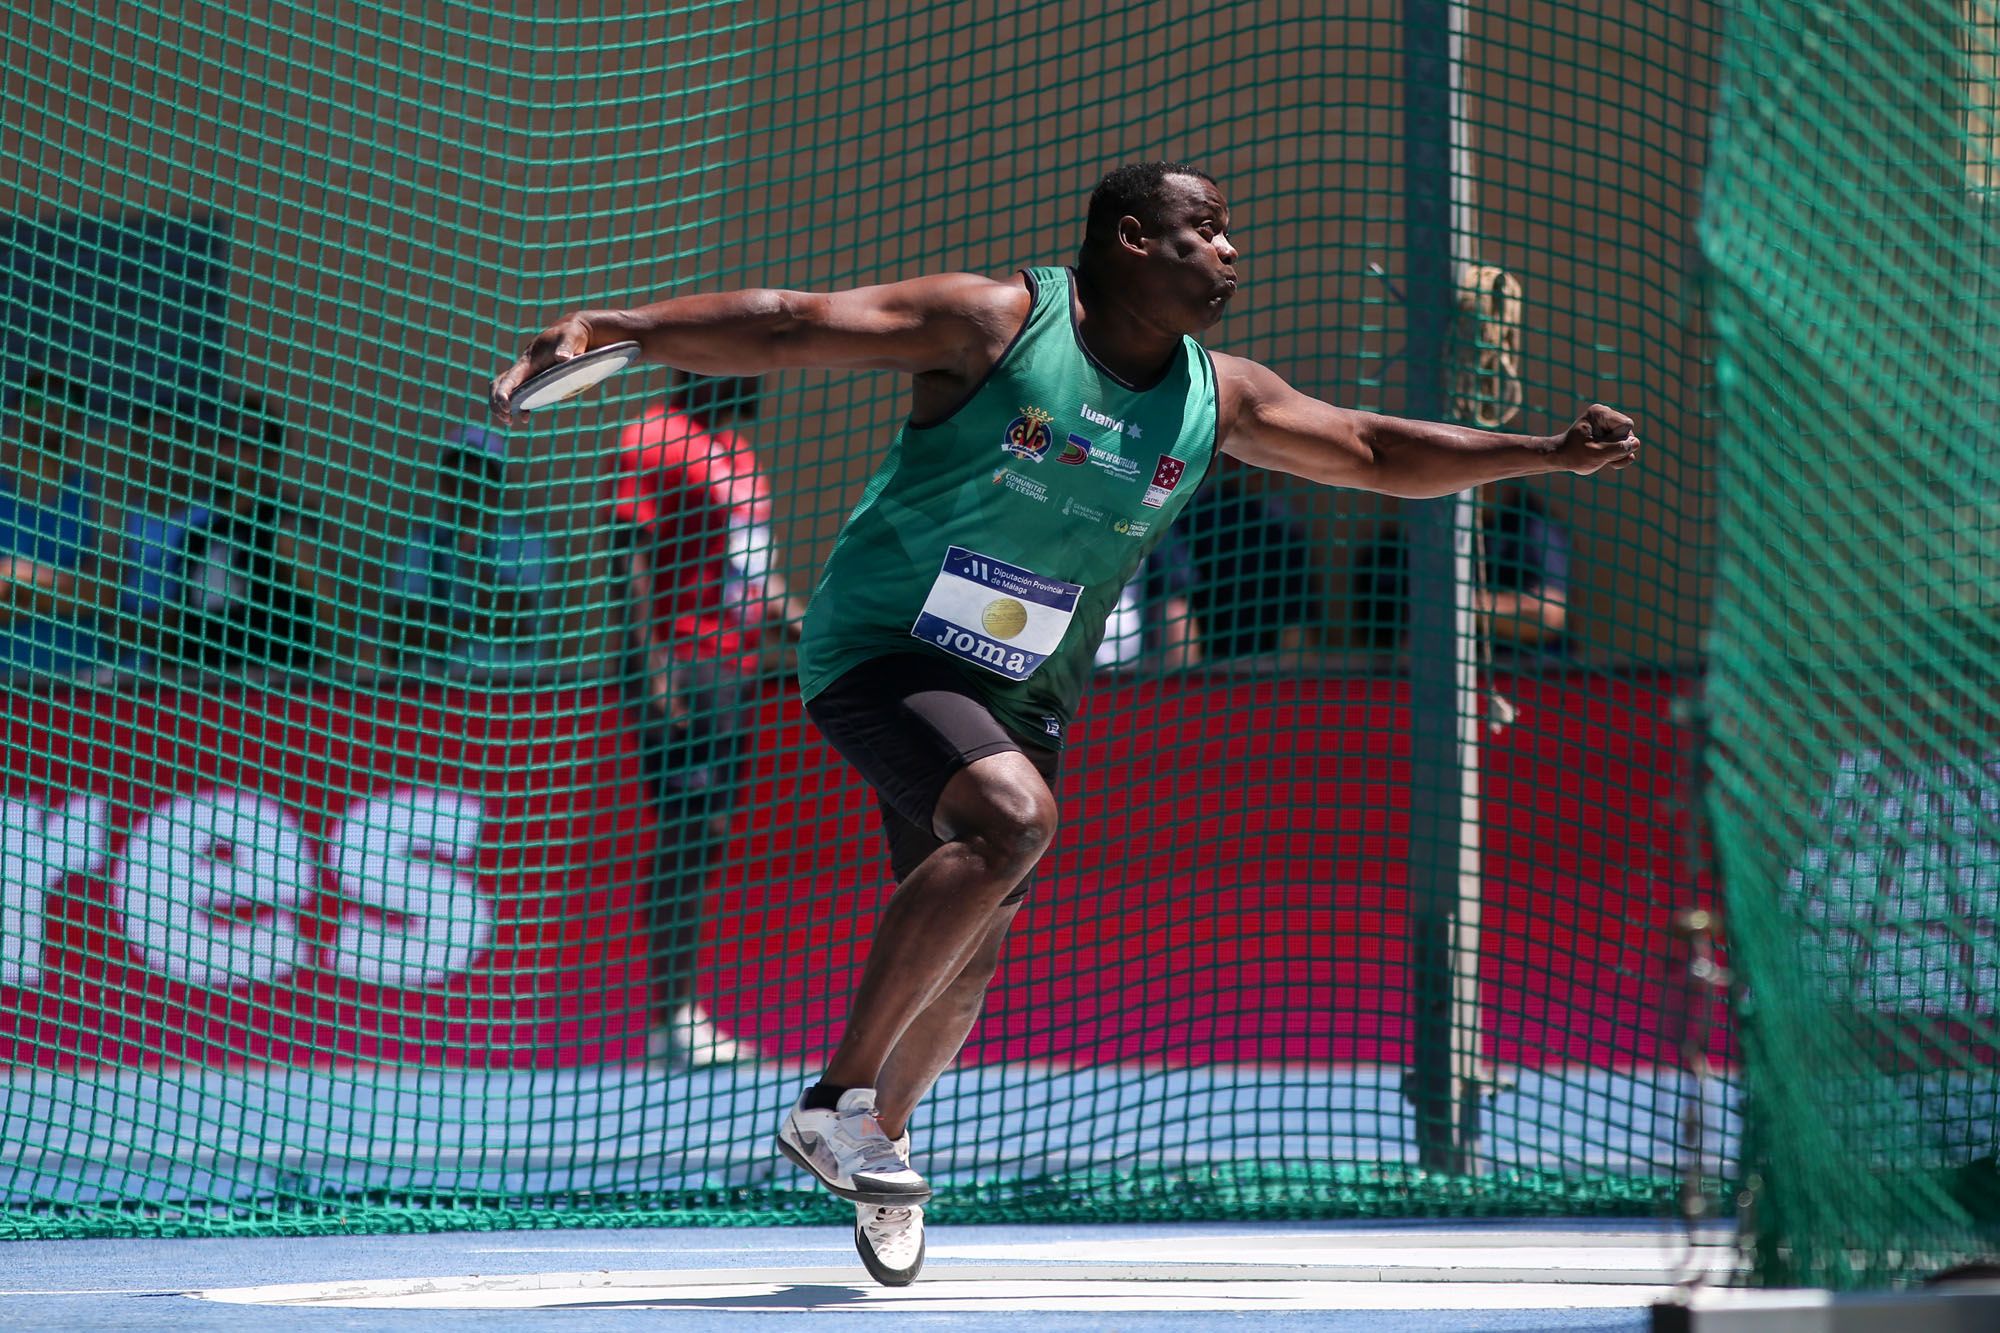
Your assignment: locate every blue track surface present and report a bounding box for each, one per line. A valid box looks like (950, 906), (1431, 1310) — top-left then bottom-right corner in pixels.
(1, 1064), (1735, 1327)
(0, 1221), (1702, 1330)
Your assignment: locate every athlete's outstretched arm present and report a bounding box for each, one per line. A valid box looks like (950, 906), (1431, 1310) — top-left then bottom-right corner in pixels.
(1213, 354), (1639, 499)
(488, 273), (1024, 421)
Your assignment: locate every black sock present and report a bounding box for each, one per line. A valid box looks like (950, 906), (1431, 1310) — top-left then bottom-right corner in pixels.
(803, 1081), (854, 1111)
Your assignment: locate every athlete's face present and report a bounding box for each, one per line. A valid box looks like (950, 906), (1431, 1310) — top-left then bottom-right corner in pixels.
(1141, 175), (1240, 330)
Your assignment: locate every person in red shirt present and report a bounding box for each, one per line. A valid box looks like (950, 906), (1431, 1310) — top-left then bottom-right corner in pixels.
(610, 373), (803, 1066)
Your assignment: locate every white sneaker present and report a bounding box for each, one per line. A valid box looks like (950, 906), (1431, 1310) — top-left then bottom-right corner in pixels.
(855, 1202), (925, 1285)
(648, 1002), (751, 1068)
(775, 1088), (930, 1205)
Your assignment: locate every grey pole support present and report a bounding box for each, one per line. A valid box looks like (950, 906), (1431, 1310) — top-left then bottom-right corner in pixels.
(1401, 0), (1487, 1176)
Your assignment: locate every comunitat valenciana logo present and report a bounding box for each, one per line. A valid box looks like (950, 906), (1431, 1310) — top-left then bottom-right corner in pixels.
(1, 785), (492, 992)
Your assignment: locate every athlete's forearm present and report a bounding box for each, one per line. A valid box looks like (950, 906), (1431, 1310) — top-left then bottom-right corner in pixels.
(495, 273), (1012, 418)
(1348, 414), (1564, 499)
(579, 289), (800, 376)
(1222, 357), (1574, 499)
(581, 274), (1000, 377)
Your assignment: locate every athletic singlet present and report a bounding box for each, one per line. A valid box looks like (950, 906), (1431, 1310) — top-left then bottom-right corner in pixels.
(797, 265), (1220, 746)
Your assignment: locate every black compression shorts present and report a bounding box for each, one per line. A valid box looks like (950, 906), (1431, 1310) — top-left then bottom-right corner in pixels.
(804, 653), (1061, 905)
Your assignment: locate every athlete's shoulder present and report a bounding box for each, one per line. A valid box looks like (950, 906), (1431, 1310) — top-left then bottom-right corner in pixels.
(1205, 351), (1291, 443)
(1206, 349), (1268, 386)
(849, 271), (1028, 353)
(881, 270), (1030, 317)
(888, 264), (1040, 326)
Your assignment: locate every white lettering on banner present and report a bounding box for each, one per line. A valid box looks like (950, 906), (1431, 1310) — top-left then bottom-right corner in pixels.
(0, 783), (506, 994)
(1786, 749), (2000, 1017)
(1, 795), (110, 987)
(114, 790), (315, 988)
(325, 788), (491, 988)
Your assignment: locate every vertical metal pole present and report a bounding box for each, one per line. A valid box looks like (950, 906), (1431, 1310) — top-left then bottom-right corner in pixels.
(1401, 0), (1485, 1175)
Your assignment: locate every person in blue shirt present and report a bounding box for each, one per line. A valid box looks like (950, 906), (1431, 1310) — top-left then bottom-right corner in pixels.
(1351, 483), (1575, 658)
(1152, 455), (1321, 664)
(385, 424), (552, 679)
(0, 372), (114, 682)
(120, 393), (318, 677)
(1478, 484), (1573, 654)
(1093, 549), (1200, 672)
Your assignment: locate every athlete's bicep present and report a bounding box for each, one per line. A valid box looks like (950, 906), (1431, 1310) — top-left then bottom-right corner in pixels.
(1215, 354), (1376, 486)
(772, 274), (1026, 377)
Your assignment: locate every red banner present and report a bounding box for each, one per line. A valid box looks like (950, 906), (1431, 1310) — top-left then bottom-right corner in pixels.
(2, 672), (1716, 1071)
(707, 669), (1719, 1069)
(0, 686), (656, 1069)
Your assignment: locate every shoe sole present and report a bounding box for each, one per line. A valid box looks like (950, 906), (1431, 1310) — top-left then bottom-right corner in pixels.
(855, 1220), (925, 1287)
(680, 1049), (751, 1068)
(776, 1134), (933, 1206)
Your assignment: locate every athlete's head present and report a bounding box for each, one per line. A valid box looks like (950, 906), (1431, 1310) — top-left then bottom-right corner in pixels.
(1077, 161), (1239, 331)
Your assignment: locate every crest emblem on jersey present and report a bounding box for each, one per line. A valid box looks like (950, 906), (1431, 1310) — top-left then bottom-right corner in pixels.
(1142, 454), (1187, 509)
(1001, 407), (1055, 462)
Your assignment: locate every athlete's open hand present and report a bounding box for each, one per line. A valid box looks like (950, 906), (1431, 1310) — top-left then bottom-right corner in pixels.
(488, 314), (596, 423)
(1551, 404), (1640, 475)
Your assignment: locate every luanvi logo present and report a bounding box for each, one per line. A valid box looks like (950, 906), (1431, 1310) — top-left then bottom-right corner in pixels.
(1080, 403), (1141, 438)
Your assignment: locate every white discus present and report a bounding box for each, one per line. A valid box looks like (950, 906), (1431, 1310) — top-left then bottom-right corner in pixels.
(506, 341), (642, 413)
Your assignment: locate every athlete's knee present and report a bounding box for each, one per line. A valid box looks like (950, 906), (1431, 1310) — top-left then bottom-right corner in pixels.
(961, 791), (1057, 876)
(935, 756), (1058, 875)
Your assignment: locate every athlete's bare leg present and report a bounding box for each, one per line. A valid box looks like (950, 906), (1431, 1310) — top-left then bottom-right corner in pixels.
(820, 750), (1054, 1094)
(872, 900), (1021, 1139)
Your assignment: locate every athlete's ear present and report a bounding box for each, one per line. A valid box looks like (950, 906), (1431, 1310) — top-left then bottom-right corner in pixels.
(1115, 213), (1148, 257)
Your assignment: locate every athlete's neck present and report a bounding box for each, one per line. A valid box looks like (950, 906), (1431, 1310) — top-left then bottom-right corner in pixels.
(1071, 266), (1182, 389)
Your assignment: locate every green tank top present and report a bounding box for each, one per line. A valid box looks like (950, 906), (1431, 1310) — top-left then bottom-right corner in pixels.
(798, 265), (1219, 746)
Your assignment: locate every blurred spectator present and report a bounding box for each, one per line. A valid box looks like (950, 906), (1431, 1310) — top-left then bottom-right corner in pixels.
(385, 424), (552, 678)
(1159, 455), (1320, 663)
(1348, 522), (1406, 653)
(0, 371), (115, 680)
(1350, 484), (1574, 658)
(119, 392), (319, 676)
(1094, 553), (1200, 672)
(611, 372), (804, 1067)
(1480, 483), (1572, 653)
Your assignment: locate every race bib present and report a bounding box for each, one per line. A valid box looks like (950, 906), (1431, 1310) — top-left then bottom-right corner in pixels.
(911, 546), (1082, 681)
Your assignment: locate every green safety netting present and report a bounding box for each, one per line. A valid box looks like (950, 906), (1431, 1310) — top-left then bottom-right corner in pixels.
(1702, 0), (2000, 1289)
(0, 0), (1792, 1255)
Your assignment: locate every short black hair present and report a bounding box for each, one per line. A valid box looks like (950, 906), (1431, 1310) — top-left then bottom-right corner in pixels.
(1081, 161), (1218, 258)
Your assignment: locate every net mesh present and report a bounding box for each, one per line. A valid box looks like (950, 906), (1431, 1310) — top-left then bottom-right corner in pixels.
(1702, 0), (2000, 1289)
(0, 1), (1732, 1240)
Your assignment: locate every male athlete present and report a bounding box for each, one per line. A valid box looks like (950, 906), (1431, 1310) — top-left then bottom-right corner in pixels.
(492, 162), (1640, 1285)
